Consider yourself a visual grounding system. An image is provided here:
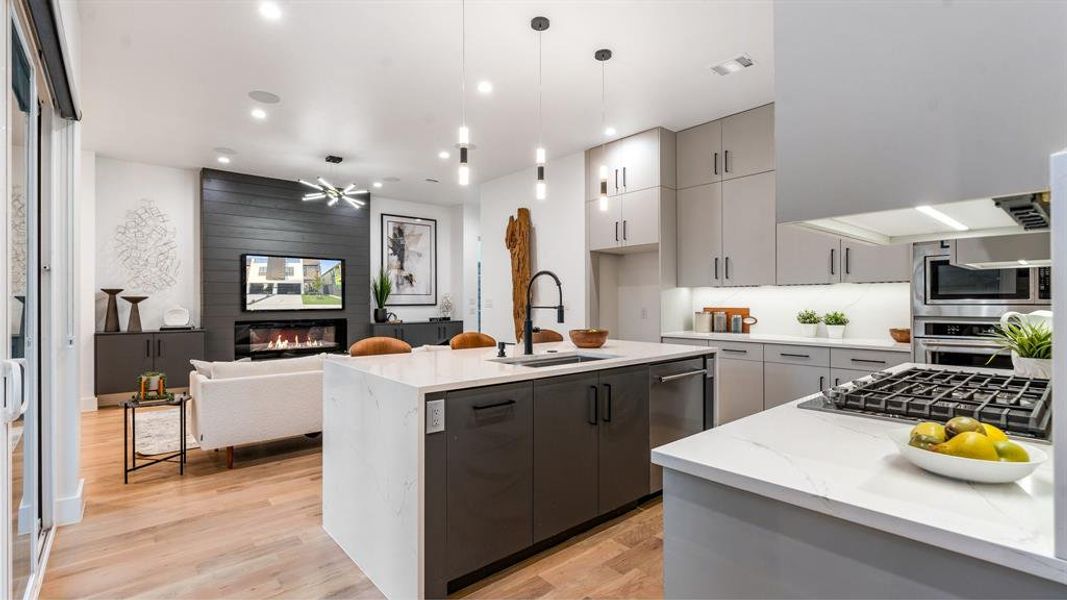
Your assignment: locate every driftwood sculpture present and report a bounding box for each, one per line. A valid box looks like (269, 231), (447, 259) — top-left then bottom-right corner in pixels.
(505, 208), (532, 342)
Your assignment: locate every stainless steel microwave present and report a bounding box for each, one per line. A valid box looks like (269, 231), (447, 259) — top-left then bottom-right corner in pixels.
(913, 242), (1051, 318)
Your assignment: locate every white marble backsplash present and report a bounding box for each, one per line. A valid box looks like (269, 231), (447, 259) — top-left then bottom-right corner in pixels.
(688, 282), (911, 339)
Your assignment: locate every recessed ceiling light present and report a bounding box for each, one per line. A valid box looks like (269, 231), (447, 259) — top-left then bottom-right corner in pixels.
(372, 181), (383, 188)
(248, 90), (281, 104)
(213, 146), (236, 155)
(477, 80), (493, 94)
(258, 1), (282, 21)
(710, 54), (755, 76)
(604, 126), (616, 137)
(438, 151), (450, 159)
(916, 205), (969, 231)
(217, 156), (231, 164)
(250, 107), (267, 120)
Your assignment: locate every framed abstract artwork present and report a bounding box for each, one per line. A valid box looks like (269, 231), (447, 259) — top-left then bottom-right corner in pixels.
(381, 213), (437, 306)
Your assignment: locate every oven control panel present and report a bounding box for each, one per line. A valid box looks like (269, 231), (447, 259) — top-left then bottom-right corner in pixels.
(923, 322), (998, 338)
(1038, 267), (1051, 300)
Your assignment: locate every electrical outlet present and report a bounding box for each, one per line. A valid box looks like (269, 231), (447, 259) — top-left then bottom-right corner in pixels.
(426, 399), (445, 434)
(641, 307), (648, 319)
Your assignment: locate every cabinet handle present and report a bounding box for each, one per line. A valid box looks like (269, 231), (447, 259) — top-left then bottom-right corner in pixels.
(659, 369), (707, 383)
(724, 150), (729, 173)
(472, 399), (516, 411)
(145, 340), (151, 358)
(830, 248), (836, 276)
(850, 358), (887, 365)
(780, 352), (811, 359)
(157, 339), (163, 357)
(615, 221), (619, 242)
(622, 166), (627, 188)
(588, 386), (598, 425)
(713, 152), (719, 175)
(602, 383), (613, 422)
(819, 376), (825, 390)
(623, 220), (628, 241)
(721, 348), (747, 354)
(845, 247), (851, 275)
(834, 378), (841, 387)
(714, 257), (719, 280)
(614, 168), (619, 191)
(724, 256), (731, 280)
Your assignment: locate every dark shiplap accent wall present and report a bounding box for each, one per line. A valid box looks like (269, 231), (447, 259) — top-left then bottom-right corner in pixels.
(200, 168), (371, 361)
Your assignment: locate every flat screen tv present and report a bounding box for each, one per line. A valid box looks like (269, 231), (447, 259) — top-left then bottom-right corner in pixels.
(241, 254), (344, 312)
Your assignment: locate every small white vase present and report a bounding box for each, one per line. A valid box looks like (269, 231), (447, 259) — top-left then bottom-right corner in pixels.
(826, 325), (846, 339)
(799, 323), (818, 337)
(1011, 352), (1053, 379)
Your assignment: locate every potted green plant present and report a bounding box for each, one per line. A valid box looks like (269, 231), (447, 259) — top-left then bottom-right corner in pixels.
(988, 318), (1052, 379)
(796, 309), (821, 337)
(823, 311), (849, 339)
(372, 269), (392, 323)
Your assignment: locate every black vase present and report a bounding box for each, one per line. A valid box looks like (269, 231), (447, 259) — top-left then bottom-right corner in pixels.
(373, 308), (389, 323)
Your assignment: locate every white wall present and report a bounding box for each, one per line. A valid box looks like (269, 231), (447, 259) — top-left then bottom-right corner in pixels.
(479, 151), (587, 343)
(461, 202), (480, 328)
(93, 157), (199, 331)
(370, 197), (464, 323)
(77, 151), (95, 409)
(687, 282), (911, 339)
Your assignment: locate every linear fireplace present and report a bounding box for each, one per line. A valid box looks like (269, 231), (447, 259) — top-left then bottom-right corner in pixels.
(234, 319), (347, 360)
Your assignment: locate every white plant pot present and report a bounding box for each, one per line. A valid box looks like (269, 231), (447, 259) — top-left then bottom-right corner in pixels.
(799, 323), (818, 337)
(1011, 352), (1053, 379)
(826, 325), (846, 339)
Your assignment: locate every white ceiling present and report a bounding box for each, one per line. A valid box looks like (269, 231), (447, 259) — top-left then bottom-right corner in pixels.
(78, 1), (774, 205)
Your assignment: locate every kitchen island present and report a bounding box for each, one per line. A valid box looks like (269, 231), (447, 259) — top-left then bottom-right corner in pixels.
(322, 339), (716, 599)
(652, 363), (1066, 598)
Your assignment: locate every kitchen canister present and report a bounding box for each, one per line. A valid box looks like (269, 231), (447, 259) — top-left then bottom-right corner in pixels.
(694, 312), (713, 333)
(730, 314), (743, 333)
(713, 311), (728, 333)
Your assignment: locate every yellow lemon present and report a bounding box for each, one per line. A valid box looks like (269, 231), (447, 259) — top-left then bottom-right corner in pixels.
(981, 423), (1009, 442)
(910, 422), (946, 444)
(945, 416), (984, 439)
(993, 440), (1030, 463)
(934, 431), (999, 461)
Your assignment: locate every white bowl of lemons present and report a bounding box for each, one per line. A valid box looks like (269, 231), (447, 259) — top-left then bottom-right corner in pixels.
(889, 417), (1047, 484)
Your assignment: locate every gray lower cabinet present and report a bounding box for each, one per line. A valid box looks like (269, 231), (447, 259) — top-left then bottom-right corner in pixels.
(717, 358), (765, 425)
(532, 373), (600, 542)
(371, 320), (463, 347)
(445, 381), (534, 579)
(764, 362), (830, 409)
(95, 330), (205, 394)
(597, 366), (650, 514)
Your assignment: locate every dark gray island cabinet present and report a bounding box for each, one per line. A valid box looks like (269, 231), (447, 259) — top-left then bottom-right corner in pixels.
(424, 365), (651, 597)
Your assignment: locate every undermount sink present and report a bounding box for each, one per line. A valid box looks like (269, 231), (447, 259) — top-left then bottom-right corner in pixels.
(490, 352), (618, 368)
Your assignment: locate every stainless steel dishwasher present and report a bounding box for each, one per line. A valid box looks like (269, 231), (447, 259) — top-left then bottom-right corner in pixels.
(649, 356), (713, 493)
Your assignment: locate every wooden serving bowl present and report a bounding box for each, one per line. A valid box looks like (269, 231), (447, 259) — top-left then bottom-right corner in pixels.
(569, 329), (609, 348)
(890, 328), (911, 343)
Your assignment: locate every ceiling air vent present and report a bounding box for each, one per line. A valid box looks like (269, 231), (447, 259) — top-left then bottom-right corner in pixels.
(994, 192), (1051, 230)
(711, 54), (754, 76)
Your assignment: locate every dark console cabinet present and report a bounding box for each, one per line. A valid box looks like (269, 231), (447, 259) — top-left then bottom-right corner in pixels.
(95, 330), (205, 394)
(370, 320), (463, 347)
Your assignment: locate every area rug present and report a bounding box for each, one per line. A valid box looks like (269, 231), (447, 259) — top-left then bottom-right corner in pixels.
(134, 408), (199, 457)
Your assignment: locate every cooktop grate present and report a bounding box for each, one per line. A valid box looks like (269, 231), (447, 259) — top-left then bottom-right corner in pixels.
(803, 367), (1052, 440)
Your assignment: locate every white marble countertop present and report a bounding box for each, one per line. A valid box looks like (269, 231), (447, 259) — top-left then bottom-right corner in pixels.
(326, 339), (716, 394)
(652, 362), (1064, 584)
(662, 330), (911, 352)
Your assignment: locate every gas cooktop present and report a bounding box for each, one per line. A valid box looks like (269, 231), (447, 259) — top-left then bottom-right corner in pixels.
(797, 367), (1052, 441)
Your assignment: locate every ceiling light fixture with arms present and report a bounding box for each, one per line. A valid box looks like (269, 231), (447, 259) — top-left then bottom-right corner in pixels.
(299, 155), (367, 209)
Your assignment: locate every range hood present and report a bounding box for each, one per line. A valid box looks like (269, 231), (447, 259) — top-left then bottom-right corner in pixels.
(951, 232), (1051, 269)
(796, 193), (1051, 247)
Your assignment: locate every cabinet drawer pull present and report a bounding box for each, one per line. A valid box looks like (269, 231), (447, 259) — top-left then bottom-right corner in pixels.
(830, 248), (836, 276)
(659, 369), (707, 383)
(157, 339), (163, 357)
(724, 256), (731, 280)
(845, 247), (851, 275)
(724, 149), (729, 173)
(721, 348), (747, 354)
(602, 383), (613, 422)
(588, 386), (598, 425)
(615, 221), (619, 242)
(819, 376), (825, 390)
(472, 399), (516, 411)
(714, 257), (719, 280)
(145, 340), (151, 358)
(780, 352), (811, 359)
(850, 358), (887, 365)
(713, 152), (719, 175)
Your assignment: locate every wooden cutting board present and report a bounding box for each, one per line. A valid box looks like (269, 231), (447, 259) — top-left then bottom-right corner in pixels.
(703, 306), (756, 333)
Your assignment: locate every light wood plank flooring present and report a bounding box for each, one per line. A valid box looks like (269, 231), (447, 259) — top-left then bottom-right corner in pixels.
(41, 408), (664, 599)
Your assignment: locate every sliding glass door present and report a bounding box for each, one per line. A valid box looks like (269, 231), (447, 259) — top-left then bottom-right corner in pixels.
(7, 10), (41, 599)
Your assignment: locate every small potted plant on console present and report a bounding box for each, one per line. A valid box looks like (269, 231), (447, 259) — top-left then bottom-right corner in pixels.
(988, 317), (1053, 379)
(824, 311), (849, 339)
(372, 268), (392, 323)
(796, 309), (821, 337)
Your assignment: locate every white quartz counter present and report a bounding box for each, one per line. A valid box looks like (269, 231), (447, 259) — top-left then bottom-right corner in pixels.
(325, 339), (716, 394)
(662, 330), (911, 352)
(652, 362), (1065, 585)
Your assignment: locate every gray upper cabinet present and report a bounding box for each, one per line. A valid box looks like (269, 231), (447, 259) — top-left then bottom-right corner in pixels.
(587, 189), (660, 252)
(587, 196), (623, 252)
(586, 144), (606, 201)
(721, 104), (774, 181)
(445, 382), (533, 578)
(676, 120), (721, 189)
(676, 184), (722, 287)
(596, 128), (676, 197)
(776, 224), (839, 286)
(721, 172), (776, 287)
(841, 241), (911, 284)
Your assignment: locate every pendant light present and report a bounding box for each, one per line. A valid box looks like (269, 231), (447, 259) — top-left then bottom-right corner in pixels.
(457, 0), (471, 186)
(532, 16), (549, 200)
(299, 156), (367, 210)
(595, 49), (612, 211)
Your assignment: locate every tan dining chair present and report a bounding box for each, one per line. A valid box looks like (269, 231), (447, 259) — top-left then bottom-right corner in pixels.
(531, 328), (564, 343)
(349, 336), (413, 357)
(449, 331), (497, 350)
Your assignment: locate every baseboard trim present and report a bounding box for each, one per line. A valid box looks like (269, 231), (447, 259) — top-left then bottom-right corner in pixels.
(54, 478), (84, 526)
(80, 395), (98, 412)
